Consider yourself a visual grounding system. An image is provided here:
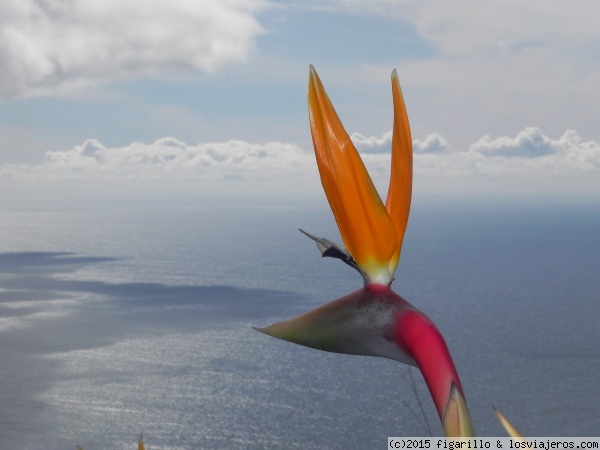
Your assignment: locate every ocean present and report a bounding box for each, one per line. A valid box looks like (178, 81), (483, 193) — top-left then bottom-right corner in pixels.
(0, 194), (598, 449)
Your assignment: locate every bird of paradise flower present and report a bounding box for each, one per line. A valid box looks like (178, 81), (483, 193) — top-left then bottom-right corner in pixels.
(255, 66), (475, 437)
(255, 65), (528, 438)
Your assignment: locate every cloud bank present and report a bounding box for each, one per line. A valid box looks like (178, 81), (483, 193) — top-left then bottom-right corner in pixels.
(4, 137), (310, 181)
(0, 0), (265, 98)
(357, 127), (600, 178)
(2, 129), (598, 193)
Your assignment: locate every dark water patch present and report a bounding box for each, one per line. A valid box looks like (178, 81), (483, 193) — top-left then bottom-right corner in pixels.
(0, 252), (116, 274)
(0, 251), (310, 449)
(0, 251), (303, 314)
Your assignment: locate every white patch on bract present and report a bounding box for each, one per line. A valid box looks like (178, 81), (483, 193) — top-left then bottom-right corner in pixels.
(346, 298), (415, 366)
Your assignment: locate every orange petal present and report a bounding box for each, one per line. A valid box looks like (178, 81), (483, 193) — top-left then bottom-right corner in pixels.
(308, 66), (397, 284)
(385, 69), (413, 275)
(494, 407), (524, 439)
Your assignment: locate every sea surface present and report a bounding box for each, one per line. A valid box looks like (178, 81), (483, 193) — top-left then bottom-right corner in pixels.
(0, 194), (598, 449)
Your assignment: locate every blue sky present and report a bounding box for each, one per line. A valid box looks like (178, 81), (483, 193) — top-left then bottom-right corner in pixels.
(1, 0), (599, 198)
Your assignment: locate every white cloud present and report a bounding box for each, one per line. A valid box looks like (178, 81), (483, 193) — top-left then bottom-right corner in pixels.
(406, 1), (600, 59)
(413, 133), (450, 155)
(322, 1), (600, 151)
(0, 0), (266, 98)
(412, 128), (600, 178)
(2, 129), (598, 191)
(347, 128), (600, 183)
(326, 0), (600, 57)
(350, 131), (392, 153)
(15, 137), (311, 181)
(352, 131), (449, 154)
(463, 128), (600, 176)
(4, 125), (591, 199)
(470, 127), (562, 158)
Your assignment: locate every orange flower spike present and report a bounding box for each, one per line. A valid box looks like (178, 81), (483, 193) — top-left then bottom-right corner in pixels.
(308, 66), (398, 285)
(386, 69), (413, 275)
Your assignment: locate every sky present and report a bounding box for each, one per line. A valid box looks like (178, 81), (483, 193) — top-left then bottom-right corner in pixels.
(1, 0), (600, 200)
